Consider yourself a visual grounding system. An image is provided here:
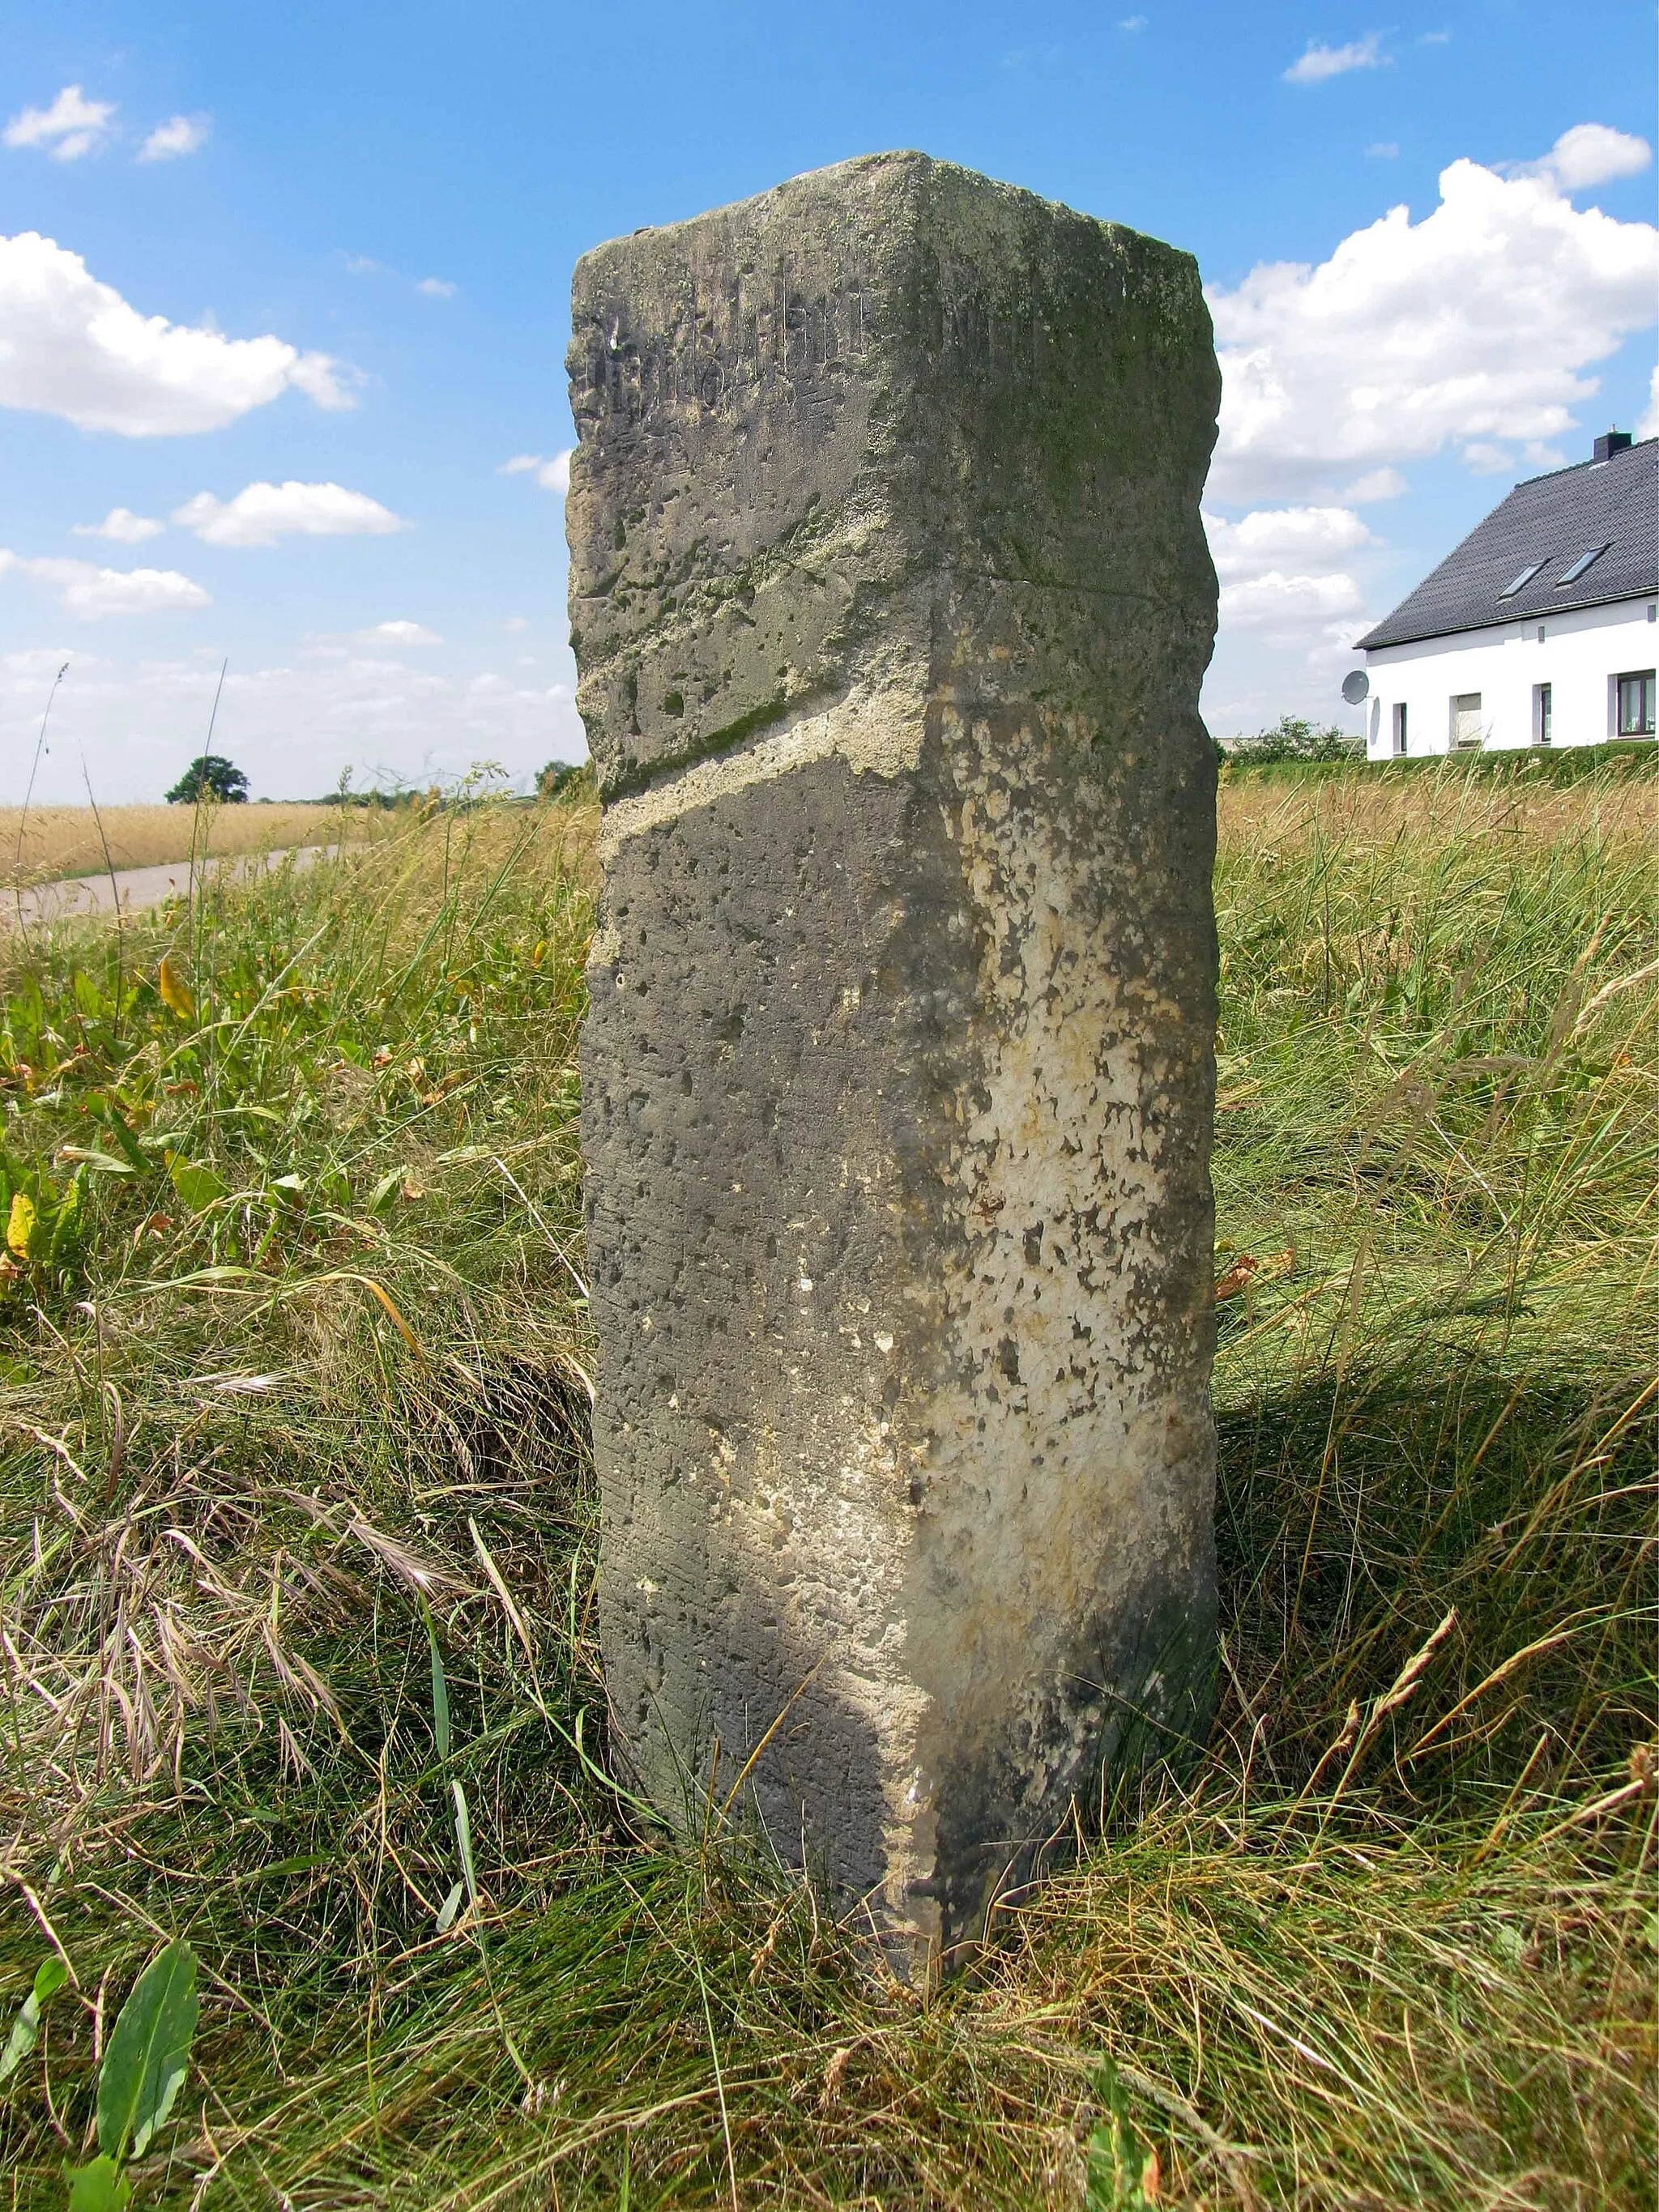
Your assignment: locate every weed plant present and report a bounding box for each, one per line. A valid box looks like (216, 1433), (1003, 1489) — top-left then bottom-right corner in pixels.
(0, 763), (1653, 2208)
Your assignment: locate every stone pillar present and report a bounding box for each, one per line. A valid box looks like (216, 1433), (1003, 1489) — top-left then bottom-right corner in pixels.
(568, 152), (1220, 1978)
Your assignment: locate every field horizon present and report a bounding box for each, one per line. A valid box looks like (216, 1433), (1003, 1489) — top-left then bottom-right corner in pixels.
(0, 803), (399, 890)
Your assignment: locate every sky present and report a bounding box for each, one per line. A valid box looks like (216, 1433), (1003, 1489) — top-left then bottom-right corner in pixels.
(1, 0), (1655, 804)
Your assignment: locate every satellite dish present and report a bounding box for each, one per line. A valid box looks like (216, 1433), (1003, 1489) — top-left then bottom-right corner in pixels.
(1341, 669), (1370, 705)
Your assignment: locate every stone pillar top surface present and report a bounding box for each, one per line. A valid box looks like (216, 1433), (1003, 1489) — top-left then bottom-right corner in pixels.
(567, 151), (1218, 801)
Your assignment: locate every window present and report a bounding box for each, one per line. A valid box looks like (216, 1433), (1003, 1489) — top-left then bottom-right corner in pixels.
(1556, 543), (1610, 586)
(1391, 701), (1407, 756)
(1532, 684), (1552, 746)
(1450, 693), (1483, 749)
(1617, 671), (1656, 737)
(1499, 560), (1547, 599)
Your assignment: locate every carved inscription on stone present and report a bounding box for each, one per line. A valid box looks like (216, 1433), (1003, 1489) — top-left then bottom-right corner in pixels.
(574, 260), (872, 429)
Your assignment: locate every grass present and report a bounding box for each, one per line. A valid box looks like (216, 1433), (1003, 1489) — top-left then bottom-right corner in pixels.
(0, 759), (1653, 2209)
(1, 803), (388, 889)
(1218, 738), (1659, 788)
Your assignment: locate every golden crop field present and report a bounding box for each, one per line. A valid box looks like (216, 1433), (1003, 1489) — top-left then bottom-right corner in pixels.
(0, 802), (389, 887)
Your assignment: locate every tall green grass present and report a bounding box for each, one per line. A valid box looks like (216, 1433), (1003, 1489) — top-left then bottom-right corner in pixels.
(1, 762), (1653, 2209)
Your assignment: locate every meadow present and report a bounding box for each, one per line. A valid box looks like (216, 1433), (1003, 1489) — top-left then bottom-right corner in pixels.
(0, 757), (1653, 2209)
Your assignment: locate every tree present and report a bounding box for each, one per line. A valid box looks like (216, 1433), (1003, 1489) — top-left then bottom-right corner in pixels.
(165, 754), (249, 804)
(1230, 714), (1362, 764)
(537, 760), (596, 802)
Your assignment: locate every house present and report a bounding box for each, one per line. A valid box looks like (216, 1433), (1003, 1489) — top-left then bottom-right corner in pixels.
(1350, 432), (1657, 757)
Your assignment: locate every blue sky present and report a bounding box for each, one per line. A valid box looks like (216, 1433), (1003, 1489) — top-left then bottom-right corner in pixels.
(2, 0), (1654, 802)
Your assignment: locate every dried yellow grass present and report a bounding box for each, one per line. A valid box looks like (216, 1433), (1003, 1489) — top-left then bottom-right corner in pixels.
(0, 802), (389, 888)
(9, 763), (1642, 889)
(1217, 757), (1654, 853)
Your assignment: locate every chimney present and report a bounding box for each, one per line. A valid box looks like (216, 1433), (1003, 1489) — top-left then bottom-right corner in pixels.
(1593, 429), (1632, 462)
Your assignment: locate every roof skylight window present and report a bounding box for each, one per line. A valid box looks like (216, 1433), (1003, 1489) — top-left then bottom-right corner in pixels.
(1556, 543), (1610, 586)
(1499, 560), (1547, 599)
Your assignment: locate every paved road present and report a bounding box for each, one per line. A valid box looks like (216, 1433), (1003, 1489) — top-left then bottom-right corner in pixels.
(4, 845), (333, 929)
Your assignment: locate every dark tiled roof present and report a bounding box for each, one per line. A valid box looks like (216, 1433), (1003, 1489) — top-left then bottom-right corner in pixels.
(1358, 437), (1658, 650)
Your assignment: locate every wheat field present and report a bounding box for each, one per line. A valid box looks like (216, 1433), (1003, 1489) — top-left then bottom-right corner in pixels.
(0, 802), (388, 886)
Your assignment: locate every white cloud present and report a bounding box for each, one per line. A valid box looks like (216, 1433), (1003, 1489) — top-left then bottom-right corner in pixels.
(1283, 33), (1385, 85)
(137, 113), (211, 164)
(357, 620), (441, 646)
(499, 450), (572, 494)
(1638, 364), (1659, 440)
(1207, 124), (1656, 731)
(1461, 437), (1566, 476)
(1209, 149), (1659, 502)
(1219, 569), (1365, 633)
(1207, 505), (1375, 574)
(1206, 505), (1374, 641)
(1367, 142), (1399, 160)
(344, 256), (458, 302)
(0, 232), (353, 435)
(3, 86), (116, 162)
(1418, 28), (1452, 43)
(1117, 15), (1146, 28)
(72, 507), (166, 544)
(1341, 467), (1407, 501)
(172, 482), (406, 548)
(1531, 124), (1652, 194)
(0, 650), (586, 804)
(0, 551), (209, 620)
(499, 616), (530, 633)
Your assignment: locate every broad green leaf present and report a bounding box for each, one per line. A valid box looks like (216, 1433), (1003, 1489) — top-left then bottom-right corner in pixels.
(54, 1148), (139, 1178)
(48, 1174), (83, 1263)
(369, 1168), (405, 1215)
(435, 1878), (466, 1933)
(167, 1157), (228, 1214)
(0, 1954), (69, 2082)
(94, 1113), (148, 1171)
(64, 2156), (132, 2212)
(96, 1941), (199, 2162)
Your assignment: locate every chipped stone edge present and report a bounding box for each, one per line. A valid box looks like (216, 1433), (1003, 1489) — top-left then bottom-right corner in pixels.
(595, 685), (927, 865)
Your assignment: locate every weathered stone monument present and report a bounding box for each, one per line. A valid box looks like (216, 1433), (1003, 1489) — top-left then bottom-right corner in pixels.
(569, 151), (1220, 1978)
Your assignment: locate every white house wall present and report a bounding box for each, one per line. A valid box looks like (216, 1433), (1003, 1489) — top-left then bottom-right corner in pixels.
(1362, 595), (1658, 757)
